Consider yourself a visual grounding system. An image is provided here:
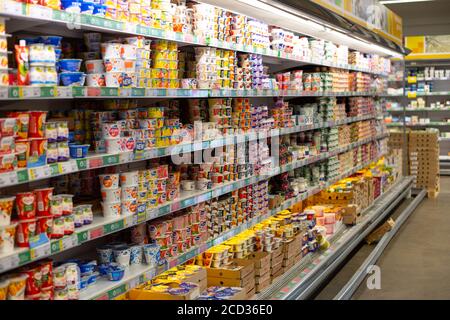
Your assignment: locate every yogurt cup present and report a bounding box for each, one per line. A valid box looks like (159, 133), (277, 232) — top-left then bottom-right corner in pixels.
(0, 279), (9, 300)
(129, 245), (143, 265)
(85, 59), (104, 74)
(0, 222), (17, 254)
(16, 219), (36, 248)
(121, 44), (137, 59)
(181, 180), (195, 191)
(98, 173), (119, 190)
(16, 192), (36, 220)
(101, 202), (121, 217)
(101, 42), (122, 59)
(105, 137), (122, 154)
(105, 72), (123, 87)
(120, 171), (139, 186)
(102, 122), (121, 138)
(101, 188), (121, 202)
(121, 199), (137, 215)
(86, 73), (105, 87)
(195, 179), (210, 191)
(104, 58), (125, 72)
(0, 196), (15, 226)
(113, 247), (131, 268)
(121, 185), (138, 201)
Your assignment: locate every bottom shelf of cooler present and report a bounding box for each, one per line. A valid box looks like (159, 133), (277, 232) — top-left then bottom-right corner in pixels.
(255, 176), (414, 300)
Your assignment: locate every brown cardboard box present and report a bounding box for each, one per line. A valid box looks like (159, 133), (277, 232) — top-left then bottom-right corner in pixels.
(184, 267), (207, 292)
(246, 287), (256, 299)
(255, 277), (272, 293)
(206, 259), (254, 279)
(365, 218), (395, 245)
(129, 282), (200, 300)
(255, 271), (271, 285)
(208, 269), (255, 287)
(282, 235), (302, 258)
(255, 262), (270, 276)
(271, 260), (283, 275)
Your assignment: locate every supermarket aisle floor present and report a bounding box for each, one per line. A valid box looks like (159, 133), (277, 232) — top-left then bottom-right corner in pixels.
(317, 177), (450, 300)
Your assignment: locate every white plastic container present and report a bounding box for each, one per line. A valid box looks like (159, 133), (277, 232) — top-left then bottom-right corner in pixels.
(105, 72), (122, 87)
(121, 199), (137, 215)
(98, 173), (120, 190)
(105, 137), (122, 153)
(101, 188), (121, 202)
(120, 171), (139, 186)
(85, 60), (105, 74)
(101, 202), (121, 217)
(121, 185), (138, 201)
(86, 73), (105, 86)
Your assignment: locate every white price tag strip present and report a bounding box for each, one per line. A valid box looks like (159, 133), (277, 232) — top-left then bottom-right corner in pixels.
(128, 277), (140, 289)
(34, 243), (51, 258)
(28, 166), (51, 180)
(56, 86), (72, 98)
(3, 0), (23, 14)
(59, 161), (75, 174)
(0, 171), (18, 187)
(0, 87), (8, 99)
(28, 4), (52, 19)
(62, 234), (77, 250)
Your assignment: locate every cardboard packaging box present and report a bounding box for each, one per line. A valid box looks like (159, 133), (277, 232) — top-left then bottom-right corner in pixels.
(365, 218), (395, 245)
(129, 282), (200, 300)
(207, 260), (255, 287)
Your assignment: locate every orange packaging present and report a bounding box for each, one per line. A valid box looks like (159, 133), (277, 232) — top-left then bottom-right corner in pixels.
(6, 274), (28, 300)
(28, 111), (47, 138)
(15, 139), (29, 168)
(6, 111), (29, 139)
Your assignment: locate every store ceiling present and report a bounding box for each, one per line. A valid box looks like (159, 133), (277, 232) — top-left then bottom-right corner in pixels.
(384, 0), (450, 36)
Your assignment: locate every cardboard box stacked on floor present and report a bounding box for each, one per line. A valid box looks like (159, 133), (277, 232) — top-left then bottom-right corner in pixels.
(408, 129), (440, 193)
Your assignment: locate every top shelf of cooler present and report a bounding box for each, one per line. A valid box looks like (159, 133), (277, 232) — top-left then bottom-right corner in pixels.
(0, 1), (388, 77)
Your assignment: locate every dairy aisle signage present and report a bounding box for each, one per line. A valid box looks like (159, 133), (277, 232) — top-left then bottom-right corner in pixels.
(311, 0), (403, 46)
(405, 35), (450, 60)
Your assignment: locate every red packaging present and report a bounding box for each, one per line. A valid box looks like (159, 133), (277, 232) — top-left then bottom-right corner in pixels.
(37, 215), (53, 237)
(0, 118), (18, 138)
(28, 111), (47, 138)
(34, 188), (53, 217)
(16, 219), (36, 247)
(16, 192), (36, 220)
(21, 266), (42, 297)
(40, 286), (54, 300)
(39, 259), (53, 288)
(6, 112), (29, 140)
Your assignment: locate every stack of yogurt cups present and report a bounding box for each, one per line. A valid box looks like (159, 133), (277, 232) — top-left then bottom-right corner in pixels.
(99, 171), (139, 218)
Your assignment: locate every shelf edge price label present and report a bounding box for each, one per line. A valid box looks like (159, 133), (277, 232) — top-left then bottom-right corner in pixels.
(407, 91), (417, 99)
(407, 76), (417, 84)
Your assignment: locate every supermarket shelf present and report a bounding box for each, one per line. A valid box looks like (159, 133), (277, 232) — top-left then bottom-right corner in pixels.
(80, 153), (387, 300)
(389, 77), (450, 82)
(387, 122), (450, 127)
(0, 86), (379, 100)
(0, 133), (389, 274)
(439, 137), (450, 141)
(388, 108), (450, 112)
(0, 114), (378, 189)
(380, 92), (450, 97)
(255, 176), (414, 300)
(0, 1), (387, 76)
